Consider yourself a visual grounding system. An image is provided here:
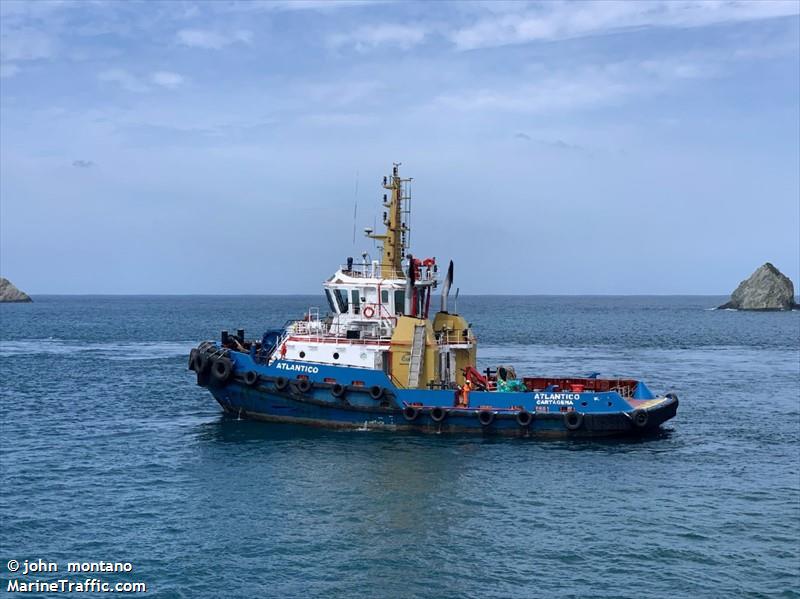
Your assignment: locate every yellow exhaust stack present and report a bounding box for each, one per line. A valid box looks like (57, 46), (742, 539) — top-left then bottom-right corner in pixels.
(432, 312), (477, 387)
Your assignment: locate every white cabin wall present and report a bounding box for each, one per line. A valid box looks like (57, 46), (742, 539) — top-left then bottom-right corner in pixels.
(280, 339), (384, 370)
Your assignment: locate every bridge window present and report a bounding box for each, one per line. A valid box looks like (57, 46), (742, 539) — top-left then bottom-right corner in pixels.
(381, 289), (389, 304)
(394, 290), (405, 314)
(325, 289), (337, 314)
(333, 289), (348, 313)
(351, 289), (361, 314)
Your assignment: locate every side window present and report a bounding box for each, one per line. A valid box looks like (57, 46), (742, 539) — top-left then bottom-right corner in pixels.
(394, 290), (405, 314)
(325, 289), (337, 313)
(333, 289), (349, 313)
(381, 290), (389, 303)
(351, 289), (361, 314)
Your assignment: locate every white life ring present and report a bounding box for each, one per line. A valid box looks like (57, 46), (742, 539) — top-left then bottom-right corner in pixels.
(363, 306), (375, 318)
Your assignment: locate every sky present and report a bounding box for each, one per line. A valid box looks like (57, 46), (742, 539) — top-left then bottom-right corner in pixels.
(1, 0), (798, 295)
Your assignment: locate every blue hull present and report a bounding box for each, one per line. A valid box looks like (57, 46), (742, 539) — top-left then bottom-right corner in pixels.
(191, 343), (679, 438)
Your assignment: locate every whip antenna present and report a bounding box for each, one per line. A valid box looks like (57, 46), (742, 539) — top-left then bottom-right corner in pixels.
(352, 170), (359, 245)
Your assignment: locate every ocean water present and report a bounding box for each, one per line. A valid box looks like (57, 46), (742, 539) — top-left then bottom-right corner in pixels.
(1, 295), (798, 598)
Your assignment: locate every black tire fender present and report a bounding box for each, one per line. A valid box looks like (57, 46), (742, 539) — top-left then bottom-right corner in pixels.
(297, 379), (313, 394)
(516, 409), (533, 427)
(331, 383), (346, 398)
(403, 406), (420, 421)
(193, 352), (209, 374)
(244, 370), (259, 386)
(430, 406), (447, 422)
(188, 348), (198, 371)
(211, 357), (232, 383)
(478, 410), (495, 426)
(368, 385), (385, 400)
(564, 411), (584, 431)
(631, 408), (649, 428)
(275, 376), (289, 391)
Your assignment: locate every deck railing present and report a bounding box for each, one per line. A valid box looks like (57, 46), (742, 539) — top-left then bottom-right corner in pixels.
(435, 329), (476, 346)
(286, 309), (393, 343)
(339, 262), (437, 281)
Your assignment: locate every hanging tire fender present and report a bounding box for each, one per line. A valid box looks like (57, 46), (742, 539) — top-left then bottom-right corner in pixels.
(244, 370), (259, 386)
(211, 357), (233, 383)
(564, 411), (584, 431)
(275, 376), (289, 391)
(188, 349), (198, 371)
(331, 383), (347, 399)
(430, 406), (447, 422)
(193, 352), (210, 374)
(478, 410), (495, 426)
(296, 379), (313, 394)
(630, 408), (649, 428)
(368, 385), (385, 400)
(403, 406), (420, 421)
(516, 409), (533, 427)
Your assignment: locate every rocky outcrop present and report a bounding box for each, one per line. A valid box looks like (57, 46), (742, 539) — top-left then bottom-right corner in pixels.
(718, 263), (797, 311)
(0, 277), (32, 302)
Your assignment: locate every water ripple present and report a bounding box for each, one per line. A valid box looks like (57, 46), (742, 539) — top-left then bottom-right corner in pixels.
(1, 297), (798, 598)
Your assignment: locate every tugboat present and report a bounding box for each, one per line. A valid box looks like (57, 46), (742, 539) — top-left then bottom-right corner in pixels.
(188, 164), (678, 436)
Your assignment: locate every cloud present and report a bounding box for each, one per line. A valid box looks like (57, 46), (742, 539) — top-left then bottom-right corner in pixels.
(451, 0), (800, 50)
(98, 68), (149, 92)
(328, 24), (426, 52)
(547, 139), (582, 150)
(72, 160), (95, 168)
(515, 132), (586, 151)
(0, 63), (20, 78)
(151, 70), (184, 89)
(265, 0), (372, 10)
(0, 1), (75, 20)
(437, 68), (632, 113)
(202, 1), (376, 13)
(176, 28), (253, 49)
(97, 69), (184, 93)
(304, 112), (377, 126)
(0, 28), (54, 61)
(303, 80), (384, 107)
(543, 138), (585, 151)
(434, 58), (709, 114)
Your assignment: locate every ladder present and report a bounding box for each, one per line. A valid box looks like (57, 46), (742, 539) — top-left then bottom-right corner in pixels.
(407, 324), (426, 388)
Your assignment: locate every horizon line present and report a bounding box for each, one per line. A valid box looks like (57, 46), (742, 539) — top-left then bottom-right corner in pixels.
(7, 292), (751, 297)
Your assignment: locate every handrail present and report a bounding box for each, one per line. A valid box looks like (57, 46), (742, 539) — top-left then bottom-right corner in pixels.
(436, 329), (475, 346)
(611, 385), (634, 399)
(338, 262), (437, 281)
(286, 319), (393, 343)
(386, 370), (404, 388)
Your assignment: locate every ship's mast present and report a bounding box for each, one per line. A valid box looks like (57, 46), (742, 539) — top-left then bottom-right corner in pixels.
(367, 163), (411, 279)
